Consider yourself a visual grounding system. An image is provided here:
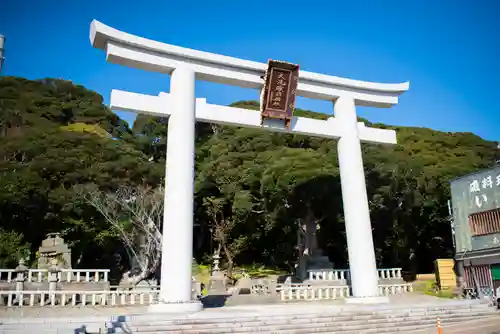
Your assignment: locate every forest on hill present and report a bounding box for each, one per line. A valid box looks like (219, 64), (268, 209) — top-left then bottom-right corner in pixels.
(1, 76), (498, 280)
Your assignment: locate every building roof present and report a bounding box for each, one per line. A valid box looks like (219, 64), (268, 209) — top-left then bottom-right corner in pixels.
(450, 165), (500, 185)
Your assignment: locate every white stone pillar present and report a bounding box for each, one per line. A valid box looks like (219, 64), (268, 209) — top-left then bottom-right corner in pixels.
(334, 96), (381, 300)
(151, 67), (202, 313)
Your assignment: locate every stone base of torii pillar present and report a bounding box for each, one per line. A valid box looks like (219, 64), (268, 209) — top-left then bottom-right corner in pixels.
(149, 300), (203, 314)
(345, 295), (389, 304)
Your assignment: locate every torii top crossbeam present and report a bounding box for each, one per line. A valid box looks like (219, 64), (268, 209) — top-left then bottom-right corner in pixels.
(90, 20), (409, 108)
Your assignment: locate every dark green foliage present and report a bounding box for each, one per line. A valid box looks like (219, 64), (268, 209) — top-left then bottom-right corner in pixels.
(0, 77), (161, 272)
(1, 76), (498, 275)
(0, 229), (30, 268)
(193, 101), (499, 273)
(0, 76), (133, 139)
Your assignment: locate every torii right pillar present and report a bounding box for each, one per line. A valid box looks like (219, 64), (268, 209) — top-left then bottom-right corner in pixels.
(334, 96), (382, 302)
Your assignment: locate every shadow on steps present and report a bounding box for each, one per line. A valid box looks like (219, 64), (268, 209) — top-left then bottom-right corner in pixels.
(201, 294), (230, 308)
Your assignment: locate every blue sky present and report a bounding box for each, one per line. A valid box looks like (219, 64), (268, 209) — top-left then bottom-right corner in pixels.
(2, 0), (499, 141)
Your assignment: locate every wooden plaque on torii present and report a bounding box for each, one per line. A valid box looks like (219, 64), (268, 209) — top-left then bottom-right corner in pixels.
(260, 60), (299, 129)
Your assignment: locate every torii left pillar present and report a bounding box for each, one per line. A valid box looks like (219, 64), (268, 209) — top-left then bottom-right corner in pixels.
(150, 67), (203, 313)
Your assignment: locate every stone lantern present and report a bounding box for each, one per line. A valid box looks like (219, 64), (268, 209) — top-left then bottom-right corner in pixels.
(37, 233), (72, 269)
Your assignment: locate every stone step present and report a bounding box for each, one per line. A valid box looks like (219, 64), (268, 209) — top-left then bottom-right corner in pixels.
(131, 317), (488, 334)
(0, 318), (106, 333)
(128, 315), (498, 334)
(127, 309), (494, 328)
(0, 323), (104, 334)
(125, 304), (493, 327)
(125, 312), (495, 333)
(0, 312), (496, 334)
(1, 305), (489, 330)
(0, 301), (496, 333)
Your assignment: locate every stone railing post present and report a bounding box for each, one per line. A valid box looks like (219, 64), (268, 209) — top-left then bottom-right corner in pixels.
(14, 259), (28, 306)
(48, 258), (60, 292)
(396, 268), (402, 279)
(191, 278), (201, 299)
(48, 258), (60, 306)
(268, 280), (278, 297)
(15, 259), (28, 291)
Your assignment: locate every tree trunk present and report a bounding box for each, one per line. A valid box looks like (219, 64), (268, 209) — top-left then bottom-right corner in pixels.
(121, 221), (162, 287)
(120, 269), (149, 287)
(222, 242), (234, 278)
(226, 258), (234, 279)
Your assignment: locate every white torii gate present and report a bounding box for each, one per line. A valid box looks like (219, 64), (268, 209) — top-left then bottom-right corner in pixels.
(90, 20), (409, 312)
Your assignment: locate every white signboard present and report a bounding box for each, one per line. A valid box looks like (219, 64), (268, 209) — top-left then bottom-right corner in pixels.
(468, 174), (500, 208)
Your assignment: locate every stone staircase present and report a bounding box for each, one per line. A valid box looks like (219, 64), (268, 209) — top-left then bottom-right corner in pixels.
(115, 303), (498, 334)
(0, 300), (498, 333)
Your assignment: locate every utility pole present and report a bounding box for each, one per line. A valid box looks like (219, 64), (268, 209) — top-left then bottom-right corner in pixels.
(0, 35), (5, 75)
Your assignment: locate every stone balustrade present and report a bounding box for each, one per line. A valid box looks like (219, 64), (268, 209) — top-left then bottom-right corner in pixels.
(0, 289), (160, 307)
(378, 268), (403, 280)
(58, 269), (110, 283)
(250, 280), (413, 302)
(0, 281), (413, 307)
(275, 282), (412, 301)
(307, 268), (403, 282)
(277, 284), (351, 301)
(0, 269), (15, 282)
(379, 283), (413, 295)
(307, 269), (350, 281)
(0, 282), (204, 307)
(0, 261), (409, 307)
(0, 268), (110, 283)
(0, 260), (202, 308)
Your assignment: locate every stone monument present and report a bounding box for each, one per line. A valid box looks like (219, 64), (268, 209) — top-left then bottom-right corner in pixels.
(208, 247), (227, 294)
(37, 233), (72, 269)
(296, 219), (334, 281)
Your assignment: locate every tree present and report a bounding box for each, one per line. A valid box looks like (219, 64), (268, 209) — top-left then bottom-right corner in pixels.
(2, 75), (500, 277)
(202, 196), (242, 278)
(0, 77), (162, 277)
(83, 185), (163, 286)
(0, 76), (133, 140)
(0, 229), (30, 268)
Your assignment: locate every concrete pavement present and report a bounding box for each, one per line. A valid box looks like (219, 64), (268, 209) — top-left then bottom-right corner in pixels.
(411, 316), (500, 334)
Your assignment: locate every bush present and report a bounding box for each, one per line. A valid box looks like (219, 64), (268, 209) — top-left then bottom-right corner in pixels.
(414, 279), (456, 299)
(231, 263), (285, 280)
(0, 229), (31, 268)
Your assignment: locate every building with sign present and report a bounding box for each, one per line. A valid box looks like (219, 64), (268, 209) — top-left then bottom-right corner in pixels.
(450, 165), (500, 297)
